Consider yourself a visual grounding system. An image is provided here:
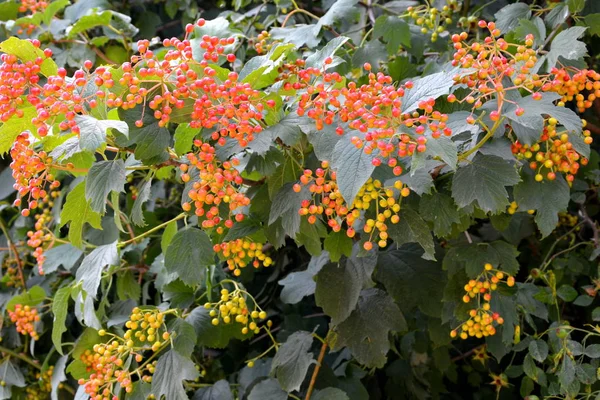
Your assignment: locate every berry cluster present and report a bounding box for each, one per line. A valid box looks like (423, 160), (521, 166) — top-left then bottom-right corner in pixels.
(79, 308), (170, 398)
(25, 365), (53, 400)
(181, 140), (249, 228)
(253, 30), (272, 54)
(543, 67), (600, 113)
(298, 64), (451, 165)
(407, 0), (461, 42)
(203, 287), (269, 335)
(8, 304), (40, 340)
(295, 163), (410, 250)
(450, 263), (515, 340)
(2, 257), (23, 288)
(213, 238), (273, 277)
(511, 118), (591, 183)
(558, 212), (579, 228)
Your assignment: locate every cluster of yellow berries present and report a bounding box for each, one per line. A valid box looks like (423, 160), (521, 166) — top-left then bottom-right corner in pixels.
(451, 263), (515, 340)
(204, 288), (270, 335)
(2, 257), (23, 288)
(122, 308), (170, 352)
(558, 212), (579, 228)
(407, 0), (461, 42)
(25, 366), (54, 400)
(296, 163), (410, 251)
(507, 201), (535, 216)
(253, 30), (272, 54)
(213, 238), (273, 277)
(8, 304), (40, 340)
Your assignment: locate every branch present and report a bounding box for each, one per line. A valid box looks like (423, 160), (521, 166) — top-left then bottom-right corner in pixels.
(305, 340), (328, 400)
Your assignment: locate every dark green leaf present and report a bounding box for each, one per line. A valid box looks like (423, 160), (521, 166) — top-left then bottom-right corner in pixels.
(557, 285), (578, 302)
(387, 208), (435, 260)
(419, 192), (461, 238)
(186, 307), (251, 348)
(333, 288), (407, 368)
(324, 230), (353, 262)
(374, 16), (411, 54)
(547, 27), (588, 69)
(131, 179), (152, 226)
(269, 183), (311, 239)
(317, 0), (359, 29)
(529, 340), (549, 363)
(494, 3), (531, 33)
(313, 388), (350, 400)
(0, 360), (25, 387)
(451, 154), (520, 213)
(331, 135), (376, 203)
(401, 72), (454, 113)
(270, 331), (314, 392)
(193, 380), (233, 400)
(585, 344), (600, 358)
(151, 350), (199, 400)
(164, 228), (214, 286)
(279, 252), (329, 304)
(248, 378), (287, 400)
(85, 160), (127, 213)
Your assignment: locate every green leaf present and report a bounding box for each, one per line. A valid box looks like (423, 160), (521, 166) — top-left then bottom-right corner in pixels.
(317, 0), (359, 30)
(315, 245), (377, 324)
(173, 124), (199, 156)
(64, 0), (108, 20)
(513, 171), (570, 237)
(169, 318), (197, 355)
(186, 307), (251, 348)
(163, 280), (194, 308)
(389, 56), (418, 82)
(559, 355), (576, 388)
(279, 252), (329, 304)
(546, 26), (588, 69)
(0, 360), (25, 387)
(270, 331), (314, 392)
(68, 10), (113, 37)
(161, 220), (178, 254)
(75, 241), (119, 298)
(352, 41), (388, 73)
(333, 288), (407, 368)
(305, 36), (348, 69)
(419, 192), (461, 238)
(269, 183), (311, 239)
(193, 380), (234, 400)
(324, 231), (353, 262)
(387, 208), (435, 260)
(529, 340), (549, 363)
(262, 112), (305, 147)
(131, 179), (152, 226)
(585, 344), (600, 358)
(494, 3), (531, 34)
(270, 25), (320, 48)
(374, 16), (411, 54)
(443, 241), (519, 277)
(151, 350), (199, 400)
(119, 106), (170, 163)
(43, 0), (70, 25)
(584, 14), (600, 36)
(164, 228), (214, 286)
(43, 244), (83, 274)
(60, 182), (102, 248)
(75, 114), (128, 152)
(313, 388), (350, 400)
(52, 286), (71, 355)
(85, 160), (127, 213)
(401, 72), (454, 114)
(557, 285), (578, 302)
(50, 355), (68, 400)
(545, 3), (569, 29)
(0, 37), (58, 77)
(515, 17), (547, 47)
(451, 154), (520, 213)
(331, 136), (376, 203)
(6, 285), (46, 311)
(375, 244), (446, 318)
(0, 2), (19, 21)
(0, 106), (36, 155)
(240, 43), (296, 90)
(567, 0), (585, 13)
(248, 378), (287, 400)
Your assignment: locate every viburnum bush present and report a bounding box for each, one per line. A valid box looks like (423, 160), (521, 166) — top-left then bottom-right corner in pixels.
(1, 0), (600, 399)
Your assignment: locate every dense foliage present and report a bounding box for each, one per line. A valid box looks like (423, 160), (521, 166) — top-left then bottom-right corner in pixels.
(1, 0), (600, 399)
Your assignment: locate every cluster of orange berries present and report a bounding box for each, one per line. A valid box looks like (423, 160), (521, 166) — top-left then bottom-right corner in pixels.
(79, 309), (170, 398)
(8, 304), (40, 340)
(511, 118), (591, 183)
(204, 288), (270, 334)
(295, 163), (410, 250)
(543, 67), (600, 113)
(25, 365), (53, 400)
(18, 0), (47, 13)
(407, 0), (461, 42)
(451, 263), (515, 340)
(10, 133), (60, 216)
(181, 140), (249, 228)
(213, 238), (273, 276)
(298, 63), (452, 165)
(0, 51), (42, 122)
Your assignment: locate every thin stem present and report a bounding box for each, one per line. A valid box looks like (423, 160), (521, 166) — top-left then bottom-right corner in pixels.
(0, 346), (41, 370)
(118, 213), (186, 247)
(281, 8), (320, 28)
(305, 341), (328, 400)
(457, 116), (504, 161)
